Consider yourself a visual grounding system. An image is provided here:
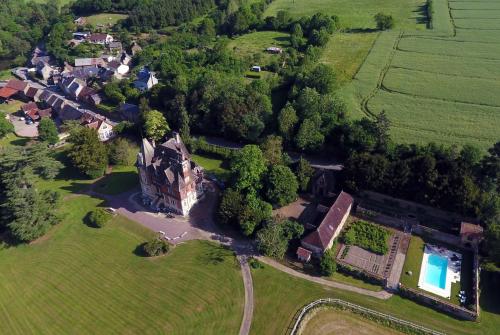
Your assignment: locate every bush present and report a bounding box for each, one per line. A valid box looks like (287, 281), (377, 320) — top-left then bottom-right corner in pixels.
(374, 13), (395, 30)
(0, 112), (14, 138)
(88, 208), (111, 228)
(143, 237), (170, 257)
(38, 118), (59, 144)
(109, 138), (136, 165)
(342, 220), (389, 254)
(320, 250), (337, 276)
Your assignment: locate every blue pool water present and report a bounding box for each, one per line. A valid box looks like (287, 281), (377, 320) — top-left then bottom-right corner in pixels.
(424, 254), (448, 289)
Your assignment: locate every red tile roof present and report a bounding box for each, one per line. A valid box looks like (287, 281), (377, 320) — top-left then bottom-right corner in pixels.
(22, 102), (38, 113)
(6, 79), (28, 92)
(26, 109), (40, 121)
(296, 247), (312, 260)
(302, 191), (353, 251)
(460, 222), (483, 238)
(0, 87), (18, 99)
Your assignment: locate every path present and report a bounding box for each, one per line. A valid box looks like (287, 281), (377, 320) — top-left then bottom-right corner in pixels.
(256, 257), (393, 300)
(238, 256), (254, 335)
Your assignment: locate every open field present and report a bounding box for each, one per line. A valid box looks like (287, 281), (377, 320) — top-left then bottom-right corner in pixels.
(301, 307), (404, 335)
(228, 31), (289, 66)
(264, 0), (427, 30)
(84, 13), (128, 28)
(0, 196), (244, 334)
(251, 261), (500, 335)
(343, 0), (500, 151)
(0, 101), (22, 114)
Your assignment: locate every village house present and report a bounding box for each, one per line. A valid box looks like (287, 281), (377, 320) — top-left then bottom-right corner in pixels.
(80, 111), (116, 141)
(26, 87), (42, 102)
(134, 68), (158, 92)
(266, 46), (283, 54)
(137, 134), (204, 216)
(74, 17), (87, 26)
(130, 41), (142, 56)
(107, 60), (129, 76)
(73, 32), (91, 40)
(108, 41), (123, 54)
(87, 33), (114, 45)
(299, 191), (354, 258)
(74, 58), (104, 67)
(0, 79), (30, 101)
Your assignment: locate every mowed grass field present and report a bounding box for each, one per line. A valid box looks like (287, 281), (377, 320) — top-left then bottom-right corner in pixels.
(345, 0), (500, 150)
(251, 262), (500, 335)
(84, 13), (128, 28)
(0, 196), (244, 334)
(228, 31), (289, 66)
(300, 307), (404, 335)
(264, 0), (428, 29)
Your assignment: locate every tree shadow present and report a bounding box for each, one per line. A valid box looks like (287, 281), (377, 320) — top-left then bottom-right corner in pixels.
(133, 242), (149, 257)
(479, 271), (500, 314)
(413, 4), (429, 26)
(344, 28), (378, 33)
(197, 242), (235, 265)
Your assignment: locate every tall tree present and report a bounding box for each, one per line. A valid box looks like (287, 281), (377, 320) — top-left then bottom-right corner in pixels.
(38, 118), (59, 144)
(278, 104), (298, 141)
(265, 165), (298, 206)
(0, 112), (14, 138)
(260, 135), (284, 166)
(230, 145), (267, 192)
(296, 157), (314, 192)
(68, 127), (108, 178)
(143, 109), (170, 141)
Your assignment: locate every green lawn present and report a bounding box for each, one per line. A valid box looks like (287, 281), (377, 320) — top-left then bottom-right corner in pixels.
(0, 133), (29, 149)
(0, 196), (244, 334)
(0, 68), (13, 80)
(93, 165), (139, 195)
(227, 31), (289, 67)
(84, 13), (128, 28)
(264, 0), (427, 30)
(0, 100), (22, 114)
(251, 261), (500, 335)
(191, 153), (230, 182)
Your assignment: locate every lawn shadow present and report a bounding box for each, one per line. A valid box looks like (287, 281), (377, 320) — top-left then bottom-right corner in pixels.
(273, 36), (290, 44)
(133, 242), (149, 257)
(413, 4), (429, 26)
(345, 28), (378, 33)
(10, 138), (31, 146)
(198, 242), (235, 265)
(93, 170), (139, 195)
(479, 271), (500, 314)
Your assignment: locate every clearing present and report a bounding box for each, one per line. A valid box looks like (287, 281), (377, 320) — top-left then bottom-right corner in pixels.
(84, 13), (128, 28)
(300, 307), (404, 335)
(228, 31), (289, 66)
(0, 196), (244, 334)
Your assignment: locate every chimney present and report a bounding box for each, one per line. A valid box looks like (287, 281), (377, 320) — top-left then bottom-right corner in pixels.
(174, 132), (180, 144)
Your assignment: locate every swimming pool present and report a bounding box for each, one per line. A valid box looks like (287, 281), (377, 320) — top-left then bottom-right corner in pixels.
(423, 254), (448, 289)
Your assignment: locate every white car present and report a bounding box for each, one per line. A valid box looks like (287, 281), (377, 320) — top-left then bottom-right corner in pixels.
(158, 231), (165, 235)
(19, 117), (25, 121)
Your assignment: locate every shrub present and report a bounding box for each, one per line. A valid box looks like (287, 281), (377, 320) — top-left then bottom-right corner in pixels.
(38, 118), (59, 144)
(109, 138), (136, 165)
(0, 112), (14, 138)
(342, 220), (389, 254)
(143, 237), (170, 256)
(88, 208), (111, 228)
(374, 13), (395, 30)
(320, 250), (337, 276)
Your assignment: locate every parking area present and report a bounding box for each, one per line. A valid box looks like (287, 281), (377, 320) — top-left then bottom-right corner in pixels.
(9, 114), (38, 137)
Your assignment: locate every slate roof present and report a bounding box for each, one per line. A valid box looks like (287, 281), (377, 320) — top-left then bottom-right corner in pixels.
(26, 87), (40, 99)
(302, 191), (354, 251)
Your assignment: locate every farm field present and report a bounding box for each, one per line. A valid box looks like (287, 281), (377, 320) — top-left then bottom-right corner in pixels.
(300, 307), (404, 335)
(251, 261), (500, 335)
(264, 0), (427, 30)
(344, 0), (500, 150)
(0, 196), (244, 334)
(227, 31), (289, 66)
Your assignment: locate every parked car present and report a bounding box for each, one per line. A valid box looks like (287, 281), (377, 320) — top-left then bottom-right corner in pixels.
(26, 119), (33, 125)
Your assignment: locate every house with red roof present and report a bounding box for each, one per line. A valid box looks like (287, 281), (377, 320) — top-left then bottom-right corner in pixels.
(299, 191), (354, 258)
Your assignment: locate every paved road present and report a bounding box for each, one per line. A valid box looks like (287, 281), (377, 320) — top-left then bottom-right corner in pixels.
(256, 257), (393, 300)
(238, 256), (254, 335)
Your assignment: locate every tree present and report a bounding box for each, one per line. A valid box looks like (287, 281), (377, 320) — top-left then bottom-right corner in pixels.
(68, 127), (108, 178)
(143, 237), (170, 256)
(109, 138), (135, 165)
(238, 193), (272, 236)
(281, 219), (304, 240)
(278, 104), (298, 141)
(256, 221), (289, 259)
(374, 13), (394, 30)
(218, 188), (244, 226)
(375, 110), (391, 152)
(88, 208), (111, 228)
(143, 109), (170, 141)
(265, 165), (298, 206)
(0, 112), (14, 138)
(308, 28), (330, 47)
(260, 135), (284, 166)
(296, 157), (314, 192)
(295, 117), (325, 152)
(231, 145), (267, 192)
(38, 118), (59, 144)
(486, 223), (500, 266)
(320, 249), (337, 276)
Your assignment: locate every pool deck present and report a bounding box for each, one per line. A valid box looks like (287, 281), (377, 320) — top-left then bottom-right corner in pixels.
(418, 244), (461, 299)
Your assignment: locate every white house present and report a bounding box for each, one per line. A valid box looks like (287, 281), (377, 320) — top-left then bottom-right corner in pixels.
(134, 69), (158, 92)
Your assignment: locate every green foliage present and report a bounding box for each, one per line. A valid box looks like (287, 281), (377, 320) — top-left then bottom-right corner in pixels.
(109, 138), (136, 166)
(239, 193), (272, 236)
(143, 110), (170, 141)
(320, 249), (337, 276)
(342, 221), (389, 255)
(256, 221), (289, 259)
(296, 157), (314, 192)
(260, 135), (284, 166)
(0, 113), (14, 138)
(374, 13), (395, 30)
(143, 237), (170, 257)
(68, 127), (108, 178)
(38, 118), (59, 145)
(265, 165), (298, 207)
(88, 208), (111, 228)
(278, 104), (298, 141)
(486, 223), (500, 266)
(230, 145), (267, 192)
(218, 188), (245, 227)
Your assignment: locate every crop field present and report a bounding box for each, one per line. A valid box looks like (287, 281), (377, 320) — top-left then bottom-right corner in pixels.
(264, 0), (427, 30)
(0, 196), (244, 334)
(344, 0), (500, 150)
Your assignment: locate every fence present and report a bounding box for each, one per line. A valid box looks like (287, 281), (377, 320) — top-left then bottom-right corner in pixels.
(289, 298), (446, 335)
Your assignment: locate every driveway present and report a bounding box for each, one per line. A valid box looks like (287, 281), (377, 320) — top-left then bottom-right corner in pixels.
(9, 115), (38, 137)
